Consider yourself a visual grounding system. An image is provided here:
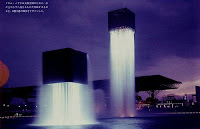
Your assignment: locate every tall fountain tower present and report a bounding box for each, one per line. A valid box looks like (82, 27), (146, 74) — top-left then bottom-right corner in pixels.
(109, 8), (136, 117)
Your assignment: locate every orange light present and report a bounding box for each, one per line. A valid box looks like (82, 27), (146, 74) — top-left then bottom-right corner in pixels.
(0, 61), (9, 87)
(129, 114), (134, 117)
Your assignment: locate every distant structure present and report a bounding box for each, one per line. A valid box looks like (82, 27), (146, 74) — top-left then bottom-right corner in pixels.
(93, 75), (181, 117)
(136, 75), (181, 98)
(196, 86), (200, 108)
(93, 75), (181, 97)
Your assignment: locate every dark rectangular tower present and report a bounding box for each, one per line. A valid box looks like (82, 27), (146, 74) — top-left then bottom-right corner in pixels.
(43, 48), (88, 84)
(196, 86), (200, 108)
(108, 8), (135, 31)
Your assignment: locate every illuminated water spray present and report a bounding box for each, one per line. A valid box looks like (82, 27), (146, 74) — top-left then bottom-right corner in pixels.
(109, 8), (136, 117)
(35, 48), (96, 125)
(37, 82), (95, 125)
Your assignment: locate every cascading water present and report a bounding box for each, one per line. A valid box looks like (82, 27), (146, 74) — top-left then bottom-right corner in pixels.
(110, 28), (135, 117)
(35, 55), (96, 126)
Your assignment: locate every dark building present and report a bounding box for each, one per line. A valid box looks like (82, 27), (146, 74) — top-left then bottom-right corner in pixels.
(93, 75), (181, 117)
(196, 86), (200, 107)
(108, 8), (135, 30)
(93, 75), (181, 98)
(43, 48), (88, 84)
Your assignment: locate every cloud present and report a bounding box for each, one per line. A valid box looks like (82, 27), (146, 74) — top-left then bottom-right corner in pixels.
(137, 56), (200, 97)
(136, 56), (200, 82)
(159, 79), (200, 96)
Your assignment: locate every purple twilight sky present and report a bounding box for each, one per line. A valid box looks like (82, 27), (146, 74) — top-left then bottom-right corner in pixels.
(0, 0), (200, 97)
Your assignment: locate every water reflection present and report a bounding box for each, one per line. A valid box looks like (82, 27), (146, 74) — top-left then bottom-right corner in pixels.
(30, 124), (108, 129)
(4, 115), (200, 129)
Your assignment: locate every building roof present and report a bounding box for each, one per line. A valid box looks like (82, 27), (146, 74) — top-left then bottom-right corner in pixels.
(135, 75), (181, 92)
(93, 75), (181, 92)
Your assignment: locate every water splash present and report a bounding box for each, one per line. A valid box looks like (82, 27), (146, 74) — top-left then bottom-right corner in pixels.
(110, 28), (135, 117)
(35, 82), (96, 125)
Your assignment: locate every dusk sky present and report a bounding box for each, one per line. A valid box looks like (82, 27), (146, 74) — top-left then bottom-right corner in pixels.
(0, 0), (200, 98)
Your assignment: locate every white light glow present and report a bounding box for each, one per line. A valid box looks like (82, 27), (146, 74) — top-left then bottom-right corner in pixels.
(35, 82), (96, 126)
(110, 28), (136, 117)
